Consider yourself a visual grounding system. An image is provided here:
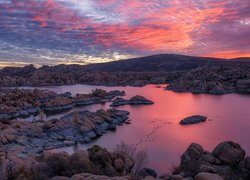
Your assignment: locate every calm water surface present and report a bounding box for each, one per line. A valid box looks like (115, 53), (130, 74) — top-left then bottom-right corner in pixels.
(22, 84), (250, 174)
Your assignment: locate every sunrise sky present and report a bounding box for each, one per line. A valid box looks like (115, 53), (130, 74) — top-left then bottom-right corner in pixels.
(0, 0), (249, 66)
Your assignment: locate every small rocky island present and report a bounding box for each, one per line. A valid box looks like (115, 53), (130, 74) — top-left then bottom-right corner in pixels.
(110, 95), (154, 107)
(179, 115), (207, 125)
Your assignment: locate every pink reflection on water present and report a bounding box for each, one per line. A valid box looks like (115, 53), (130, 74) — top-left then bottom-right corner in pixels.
(38, 84), (250, 174)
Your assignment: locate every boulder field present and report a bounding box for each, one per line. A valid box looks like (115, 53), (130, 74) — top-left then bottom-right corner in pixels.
(0, 141), (249, 179)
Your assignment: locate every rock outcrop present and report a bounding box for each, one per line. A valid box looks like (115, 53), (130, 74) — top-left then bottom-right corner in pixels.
(110, 96), (154, 107)
(0, 88), (125, 120)
(169, 141), (250, 180)
(166, 65), (250, 94)
(0, 109), (129, 156)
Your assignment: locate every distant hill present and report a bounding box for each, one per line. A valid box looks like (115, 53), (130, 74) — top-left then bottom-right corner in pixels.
(82, 54), (223, 72)
(53, 54), (250, 72)
(0, 54), (249, 92)
(1, 54), (250, 76)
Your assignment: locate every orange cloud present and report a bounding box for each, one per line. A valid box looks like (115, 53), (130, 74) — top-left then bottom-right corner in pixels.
(28, 0), (245, 54)
(1, 0), (249, 65)
(203, 50), (250, 59)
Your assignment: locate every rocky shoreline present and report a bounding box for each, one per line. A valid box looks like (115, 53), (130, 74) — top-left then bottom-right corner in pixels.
(0, 109), (130, 156)
(0, 56), (249, 94)
(165, 66), (250, 95)
(0, 88), (126, 121)
(0, 140), (249, 179)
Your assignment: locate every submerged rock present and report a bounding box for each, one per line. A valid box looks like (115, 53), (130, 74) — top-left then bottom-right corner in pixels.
(179, 115), (207, 125)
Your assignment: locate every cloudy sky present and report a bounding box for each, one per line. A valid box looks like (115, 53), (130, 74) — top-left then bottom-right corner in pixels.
(0, 0), (249, 67)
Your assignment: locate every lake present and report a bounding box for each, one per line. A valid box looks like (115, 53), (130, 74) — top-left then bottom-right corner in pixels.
(20, 84), (250, 175)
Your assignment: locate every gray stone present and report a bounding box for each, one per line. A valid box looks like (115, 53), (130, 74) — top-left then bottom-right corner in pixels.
(212, 141), (246, 164)
(195, 172), (223, 180)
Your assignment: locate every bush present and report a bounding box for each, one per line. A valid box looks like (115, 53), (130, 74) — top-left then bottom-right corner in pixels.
(16, 167), (48, 180)
(115, 141), (136, 158)
(45, 153), (71, 177)
(115, 141), (149, 174)
(44, 151), (97, 177)
(134, 150), (149, 174)
(88, 145), (112, 167)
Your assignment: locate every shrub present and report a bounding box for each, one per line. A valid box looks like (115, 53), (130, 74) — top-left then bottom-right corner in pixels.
(134, 150), (149, 174)
(43, 151), (97, 178)
(44, 153), (71, 177)
(115, 141), (149, 174)
(115, 141), (136, 158)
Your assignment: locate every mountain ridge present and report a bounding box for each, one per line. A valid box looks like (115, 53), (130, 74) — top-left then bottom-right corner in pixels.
(1, 54), (250, 76)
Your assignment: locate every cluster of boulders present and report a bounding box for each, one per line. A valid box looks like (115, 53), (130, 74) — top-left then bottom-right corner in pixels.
(166, 65), (250, 94)
(110, 95), (154, 107)
(0, 88), (126, 120)
(164, 141), (250, 180)
(0, 109), (130, 156)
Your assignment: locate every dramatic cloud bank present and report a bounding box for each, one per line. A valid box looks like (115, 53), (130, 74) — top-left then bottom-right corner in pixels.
(0, 0), (249, 66)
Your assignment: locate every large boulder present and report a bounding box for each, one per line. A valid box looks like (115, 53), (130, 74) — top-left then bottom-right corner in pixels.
(176, 141), (250, 179)
(88, 145), (112, 165)
(244, 156), (250, 170)
(195, 172), (223, 180)
(114, 158), (125, 172)
(180, 143), (203, 173)
(111, 152), (134, 174)
(212, 141), (246, 164)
